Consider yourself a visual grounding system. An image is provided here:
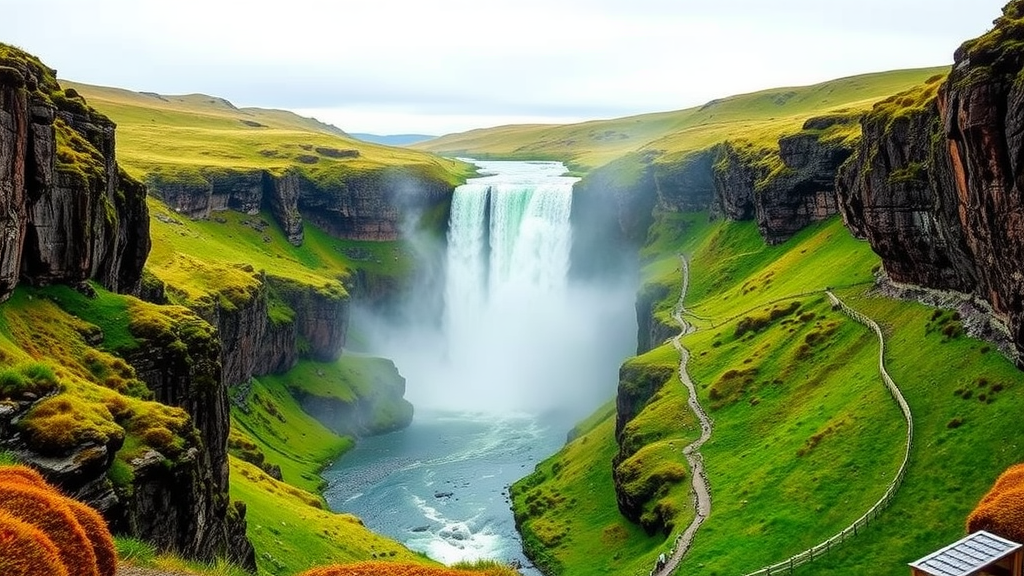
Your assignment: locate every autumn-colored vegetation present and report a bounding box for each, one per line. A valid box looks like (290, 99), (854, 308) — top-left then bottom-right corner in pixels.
(967, 463), (1024, 542)
(0, 510), (69, 576)
(0, 465), (116, 576)
(298, 561), (519, 576)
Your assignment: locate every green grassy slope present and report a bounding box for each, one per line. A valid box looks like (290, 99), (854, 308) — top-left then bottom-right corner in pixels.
(65, 81), (471, 187)
(415, 67), (947, 172)
(514, 215), (1024, 576)
(52, 82), (452, 575)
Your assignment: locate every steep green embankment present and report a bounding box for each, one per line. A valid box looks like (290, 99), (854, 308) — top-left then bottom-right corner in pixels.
(514, 209), (1024, 576)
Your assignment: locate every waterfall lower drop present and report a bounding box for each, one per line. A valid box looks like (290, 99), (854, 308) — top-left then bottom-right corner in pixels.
(327, 160), (637, 571)
(437, 161), (582, 411)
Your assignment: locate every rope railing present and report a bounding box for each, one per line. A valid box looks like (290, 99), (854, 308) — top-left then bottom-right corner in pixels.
(736, 292), (914, 576)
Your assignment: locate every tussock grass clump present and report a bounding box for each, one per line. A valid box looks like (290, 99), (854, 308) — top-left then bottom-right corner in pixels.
(18, 394), (124, 455)
(0, 464), (48, 488)
(0, 509), (69, 576)
(64, 500), (116, 576)
(0, 481), (99, 576)
(967, 463), (1024, 542)
(0, 361), (60, 398)
(734, 301), (801, 338)
(0, 467), (116, 576)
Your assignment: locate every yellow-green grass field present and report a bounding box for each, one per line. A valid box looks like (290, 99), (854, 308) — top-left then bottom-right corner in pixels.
(65, 81), (472, 189)
(416, 67), (947, 173)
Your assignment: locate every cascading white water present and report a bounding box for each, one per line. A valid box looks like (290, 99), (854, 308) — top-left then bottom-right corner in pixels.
(441, 161), (578, 409)
(332, 159), (637, 568)
(365, 158), (635, 414)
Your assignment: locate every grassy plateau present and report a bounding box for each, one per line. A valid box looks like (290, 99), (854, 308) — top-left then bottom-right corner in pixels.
(415, 67), (948, 172)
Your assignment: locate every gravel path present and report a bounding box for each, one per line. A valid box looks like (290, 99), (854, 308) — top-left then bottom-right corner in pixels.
(116, 566), (197, 576)
(655, 256), (714, 576)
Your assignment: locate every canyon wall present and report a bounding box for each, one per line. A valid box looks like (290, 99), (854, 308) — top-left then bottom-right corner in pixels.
(0, 45), (255, 569)
(0, 48), (149, 301)
(148, 165), (453, 244)
(838, 3), (1024, 364)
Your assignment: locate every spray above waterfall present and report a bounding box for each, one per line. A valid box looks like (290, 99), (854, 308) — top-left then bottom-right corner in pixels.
(360, 159), (636, 416)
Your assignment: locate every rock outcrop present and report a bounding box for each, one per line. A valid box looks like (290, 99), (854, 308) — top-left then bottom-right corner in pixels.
(293, 358), (413, 438)
(0, 45), (150, 301)
(148, 165), (453, 244)
(838, 2), (1024, 362)
(570, 116), (857, 278)
(652, 149), (717, 213)
(711, 116), (856, 244)
(752, 120), (852, 244)
(611, 359), (676, 530)
(120, 304), (255, 569)
(0, 45), (254, 569)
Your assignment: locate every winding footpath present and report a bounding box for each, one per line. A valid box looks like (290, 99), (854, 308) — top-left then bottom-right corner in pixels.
(656, 256), (714, 576)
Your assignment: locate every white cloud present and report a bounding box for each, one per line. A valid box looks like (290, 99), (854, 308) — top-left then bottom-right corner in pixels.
(0, 0), (1007, 134)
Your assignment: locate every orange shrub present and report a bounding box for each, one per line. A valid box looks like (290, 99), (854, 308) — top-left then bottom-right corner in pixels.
(0, 481), (99, 576)
(0, 466), (116, 576)
(980, 463), (1024, 505)
(968, 486), (1024, 543)
(298, 562), (514, 576)
(64, 499), (116, 576)
(0, 464), (49, 488)
(968, 463), (1024, 542)
(0, 509), (69, 576)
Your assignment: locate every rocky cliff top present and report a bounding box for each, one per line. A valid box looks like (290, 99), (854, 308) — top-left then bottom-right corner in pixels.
(0, 43), (150, 300)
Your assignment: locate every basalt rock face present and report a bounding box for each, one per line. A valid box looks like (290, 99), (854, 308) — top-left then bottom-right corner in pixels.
(838, 3), (1024, 362)
(634, 282), (674, 355)
(121, 307), (256, 568)
(754, 124), (851, 244)
(652, 150), (717, 213)
(712, 117), (855, 244)
(836, 96), (976, 294)
(711, 143), (757, 221)
(0, 47), (150, 301)
(149, 166), (453, 245)
(270, 277), (349, 362)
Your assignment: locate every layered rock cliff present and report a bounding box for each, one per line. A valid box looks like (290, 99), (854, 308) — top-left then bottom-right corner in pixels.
(838, 2), (1024, 363)
(0, 45), (150, 301)
(148, 164), (453, 244)
(0, 45), (254, 569)
(570, 116), (857, 281)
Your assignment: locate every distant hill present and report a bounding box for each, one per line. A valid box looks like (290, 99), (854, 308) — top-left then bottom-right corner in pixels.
(414, 67), (949, 172)
(351, 133), (437, 146)
(63, 81), (467, 188)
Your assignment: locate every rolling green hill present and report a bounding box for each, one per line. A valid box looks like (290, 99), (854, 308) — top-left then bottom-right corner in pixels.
(65, 81), (471, 188)
(415, 67), (947, 172)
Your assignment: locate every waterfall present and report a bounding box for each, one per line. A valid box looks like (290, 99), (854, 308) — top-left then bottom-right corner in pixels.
(367, 158), (634, 415)
(446, 177), (574, 339)
(441, 160), (578, 407)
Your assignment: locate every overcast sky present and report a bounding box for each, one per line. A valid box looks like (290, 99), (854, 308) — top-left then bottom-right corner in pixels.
(0, 0), (1010, 135)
